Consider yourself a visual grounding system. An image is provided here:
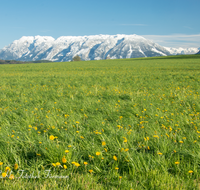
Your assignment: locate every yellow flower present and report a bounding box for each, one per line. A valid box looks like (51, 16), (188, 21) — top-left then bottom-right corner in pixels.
(76, 121), (79, 124)
(14, 163), (18, 170)
(84, 162), (88, 165)
(113, 156), (117, 161)
(179, 141), (183, 143)
(80, 136), (84, 139)
(52, 163), (56, 167)
(68, 145), (72, 148)
(102, 141), (106, 146)
(0, 162), (3, 166)
(56, 162), (61, 166)
(115, 167), (119, 170)
(65, 150), (69, 153)
(74, 163), (80, 167)
(9, 174), (14, 180)
(89, 170), (93, 173)
(2, 172), (7, 178)
(5, 166), (11, 172)
(39, 142), (42, 144)
(63, 165), (67, 169)
(49, 135), (55, 140)
(157, 152), (162, 155)
(125, 148), (129, 152)
(119, 176), (122, 179)
(123, 137), (127, 143)
(96, 152), (101, 156)
(104, 148), (107, 152)
(175, 162), (180, 164)
(62, 156), (67, 163)
(188, 170), (193, 173)
(76, 131), (79, 133)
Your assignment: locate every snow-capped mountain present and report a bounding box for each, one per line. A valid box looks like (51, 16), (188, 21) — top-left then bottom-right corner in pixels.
(0, 34), (171, 61)
(164, 47), (199, 55)
(0, 34), (198, 62)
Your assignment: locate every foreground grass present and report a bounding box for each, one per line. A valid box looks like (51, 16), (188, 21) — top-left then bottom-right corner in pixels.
(0, 55), (200, 189)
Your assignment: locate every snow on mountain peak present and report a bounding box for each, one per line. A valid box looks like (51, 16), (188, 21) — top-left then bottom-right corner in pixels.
(0, 34), (198, 62)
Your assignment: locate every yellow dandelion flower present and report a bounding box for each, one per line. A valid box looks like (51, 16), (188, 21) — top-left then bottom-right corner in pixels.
(123, 137), (127, 143)
(2, 172), (7, 178)
(65, 150), (69, 153)
(89, 169), (93, 173)
(84, 162), (88, 165)
(188, 170), (193, 173)
(113, 155), (117, 161)
(76, 131), (79, 133)
(119, 176), (122, 179)
(62, 156), (67, 163)
(104, 148), (107, 152)
(63, 165), (67, 169)
(14, 163), (18, 170)
(74, 163), (80, 167)
(52, 163), (56, 167)
(179, 141), (183, 143)
(175, 162), (180, 164)
(9, 174), (14, 180)
(5, 166), (11, 172)
(49, 135), (55, 140)
(96, 152), (101, 156)
(76, 121), (79, 124)
(80, 136), (84, 139)
(102, 141), (106, 146)
(115, 167), (119, 170)
(0, 162), (3, 166)
(56, 162), (61, 166)
(157, 152), (162, 155)
(125, 148), (129, 152)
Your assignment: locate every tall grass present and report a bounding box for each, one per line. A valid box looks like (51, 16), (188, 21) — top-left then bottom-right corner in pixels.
(0, 55), (200, 189)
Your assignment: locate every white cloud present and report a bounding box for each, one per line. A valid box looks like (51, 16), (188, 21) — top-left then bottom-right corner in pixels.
(142, 34), (200, 48)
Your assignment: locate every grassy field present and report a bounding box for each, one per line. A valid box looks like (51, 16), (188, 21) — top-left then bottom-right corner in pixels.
(0, 54), (200, 189)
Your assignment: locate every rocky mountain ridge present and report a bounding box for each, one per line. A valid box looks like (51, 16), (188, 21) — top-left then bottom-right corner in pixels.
(0, 34), (199, 62)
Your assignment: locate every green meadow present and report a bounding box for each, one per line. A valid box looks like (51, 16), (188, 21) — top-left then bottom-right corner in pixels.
(0, 54), (200, 189)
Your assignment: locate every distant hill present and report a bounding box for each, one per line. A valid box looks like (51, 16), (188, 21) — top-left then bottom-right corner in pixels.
(0, 59), (52, 64)
(196, 51), (200, 54)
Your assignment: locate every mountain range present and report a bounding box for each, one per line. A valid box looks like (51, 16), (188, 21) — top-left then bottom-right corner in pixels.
(0, 34), (199, 62)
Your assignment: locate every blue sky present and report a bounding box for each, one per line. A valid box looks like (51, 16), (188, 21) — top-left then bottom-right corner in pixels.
(0, 0), (200, 49)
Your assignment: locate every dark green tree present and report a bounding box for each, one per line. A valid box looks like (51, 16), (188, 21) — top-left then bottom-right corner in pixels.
(73, 55), (81, 61)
